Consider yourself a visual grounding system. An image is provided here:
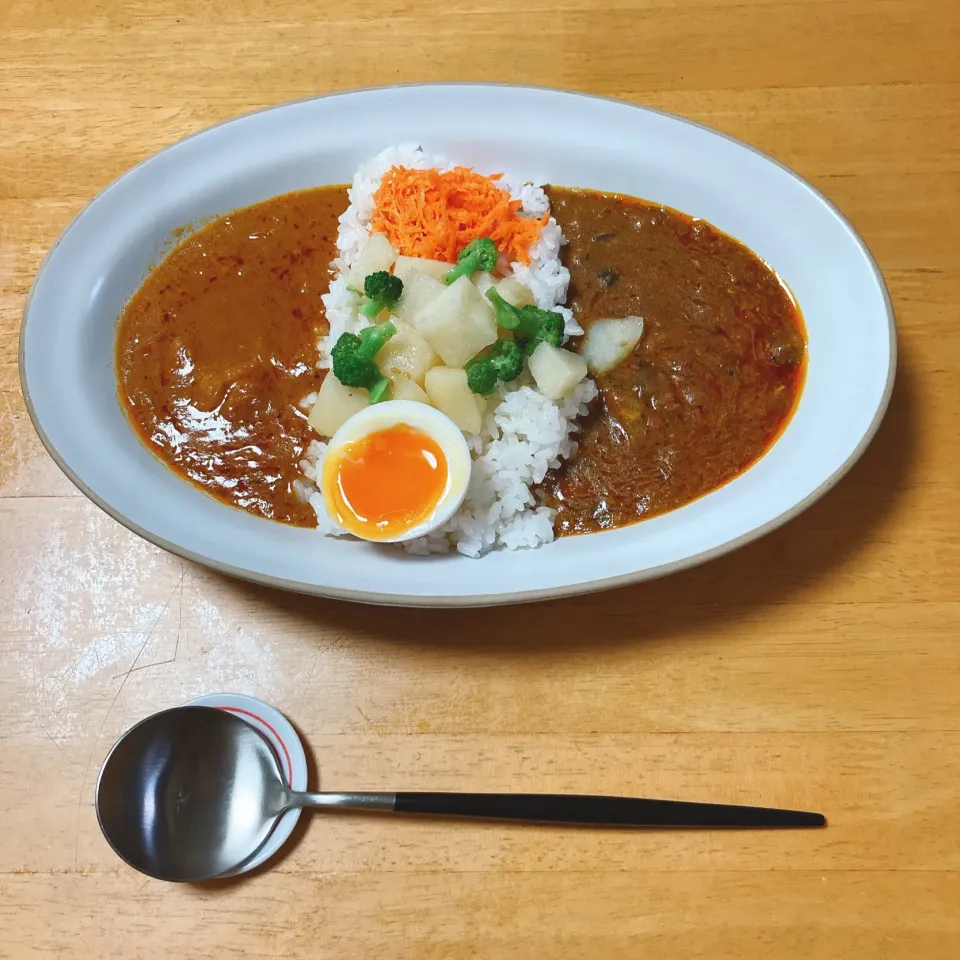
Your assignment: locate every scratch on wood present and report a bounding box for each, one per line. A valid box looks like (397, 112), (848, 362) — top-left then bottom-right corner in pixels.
(355, 705), (383, 742)
(37, 720), (64, 757)
(109, 570), (185, 679)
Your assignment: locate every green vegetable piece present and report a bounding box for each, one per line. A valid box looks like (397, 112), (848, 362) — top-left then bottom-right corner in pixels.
(443, 238), (499, 285)
(465, 340), (526, 395)
(486, 288), (523, 330)
(368, 377), (392, 404)
(330, 322), (397, 389)
(331, 334), (378, 388)
(485, 289), (565, 354)
(490, 339), (524, 383)
(465, 357), (499, 395)
(357, 321), (397, 359)
(517, 306), (564, 354)
(359, 271), (403, 317)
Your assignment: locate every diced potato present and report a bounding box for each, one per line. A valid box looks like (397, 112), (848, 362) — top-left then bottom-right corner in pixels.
(391, 375), (431, 405)
(528, 341), (588, 401)
(376, 320), (438, 386)
(495, 276), (535, 308)
(581, 316), (645, 375)
(308, 373), (368, 437)
(393, 256), (452, 284)
(344, 233), (397, 291)
(464, 296), (499, 354)
(424, 366), (483, 434)
(471, 272), (496, 296)
(413, 276), (498, 368)
(394, 271), (446, 325)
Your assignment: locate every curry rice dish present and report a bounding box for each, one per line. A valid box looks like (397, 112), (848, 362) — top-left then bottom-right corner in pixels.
(116, 146), (805, 556)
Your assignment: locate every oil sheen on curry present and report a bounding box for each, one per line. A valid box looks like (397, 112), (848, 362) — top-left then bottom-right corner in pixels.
(115, 184), (805, 536)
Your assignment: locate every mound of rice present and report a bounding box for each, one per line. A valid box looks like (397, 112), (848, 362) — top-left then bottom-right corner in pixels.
(299, 145), (596, 558)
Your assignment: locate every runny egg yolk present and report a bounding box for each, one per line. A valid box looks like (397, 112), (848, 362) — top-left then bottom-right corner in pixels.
(324, 424), (449, 540)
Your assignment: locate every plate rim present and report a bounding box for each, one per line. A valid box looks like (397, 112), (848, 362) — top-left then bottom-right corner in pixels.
(18, 82), (898, 608)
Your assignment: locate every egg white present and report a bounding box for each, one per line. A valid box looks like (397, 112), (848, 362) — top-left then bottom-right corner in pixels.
(320, 400), (472, 543)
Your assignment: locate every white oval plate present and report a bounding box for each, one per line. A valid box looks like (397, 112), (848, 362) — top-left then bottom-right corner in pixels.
(20, 84), (895, 607)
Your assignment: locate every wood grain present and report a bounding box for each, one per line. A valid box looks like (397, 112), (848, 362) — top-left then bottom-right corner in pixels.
(2, 0), (959, 956)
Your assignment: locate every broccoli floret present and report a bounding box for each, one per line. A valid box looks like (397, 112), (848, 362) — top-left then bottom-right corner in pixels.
(331, 334), (376, 388)
(465, 358), (499, 396)
(359, 271), (403, 317)
(465, 340), (525, 395)
(330, 322), (397, 390)
(443, 238), (499, 285)
(517, 305), (564, 354)
(490, 339), (524, 382)
(485, 289), (565, 354)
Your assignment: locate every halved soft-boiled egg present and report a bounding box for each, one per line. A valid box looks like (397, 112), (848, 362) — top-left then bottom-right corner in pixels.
(321, 400), (472, 543)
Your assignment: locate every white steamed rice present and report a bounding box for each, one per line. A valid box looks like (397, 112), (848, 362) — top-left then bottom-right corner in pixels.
(299, 145), (596, 558)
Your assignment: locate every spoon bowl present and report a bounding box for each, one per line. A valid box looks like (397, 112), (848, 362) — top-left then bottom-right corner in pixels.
(96, 707), (286, 881)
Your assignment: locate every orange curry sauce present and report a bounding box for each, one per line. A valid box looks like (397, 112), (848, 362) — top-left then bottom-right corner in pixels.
(115, 187), (348, 527)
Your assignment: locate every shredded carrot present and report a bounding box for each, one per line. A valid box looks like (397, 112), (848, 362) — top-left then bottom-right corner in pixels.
(370, 166), (547, 266)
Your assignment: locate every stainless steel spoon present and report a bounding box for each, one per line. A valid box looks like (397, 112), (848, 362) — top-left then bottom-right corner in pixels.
(95, 706), (825, 882)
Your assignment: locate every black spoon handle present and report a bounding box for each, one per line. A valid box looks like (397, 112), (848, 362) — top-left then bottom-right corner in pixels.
(392, 792), (825, 828)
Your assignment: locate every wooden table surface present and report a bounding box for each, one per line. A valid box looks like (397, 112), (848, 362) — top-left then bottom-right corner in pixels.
(2, 1), (959, 956)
